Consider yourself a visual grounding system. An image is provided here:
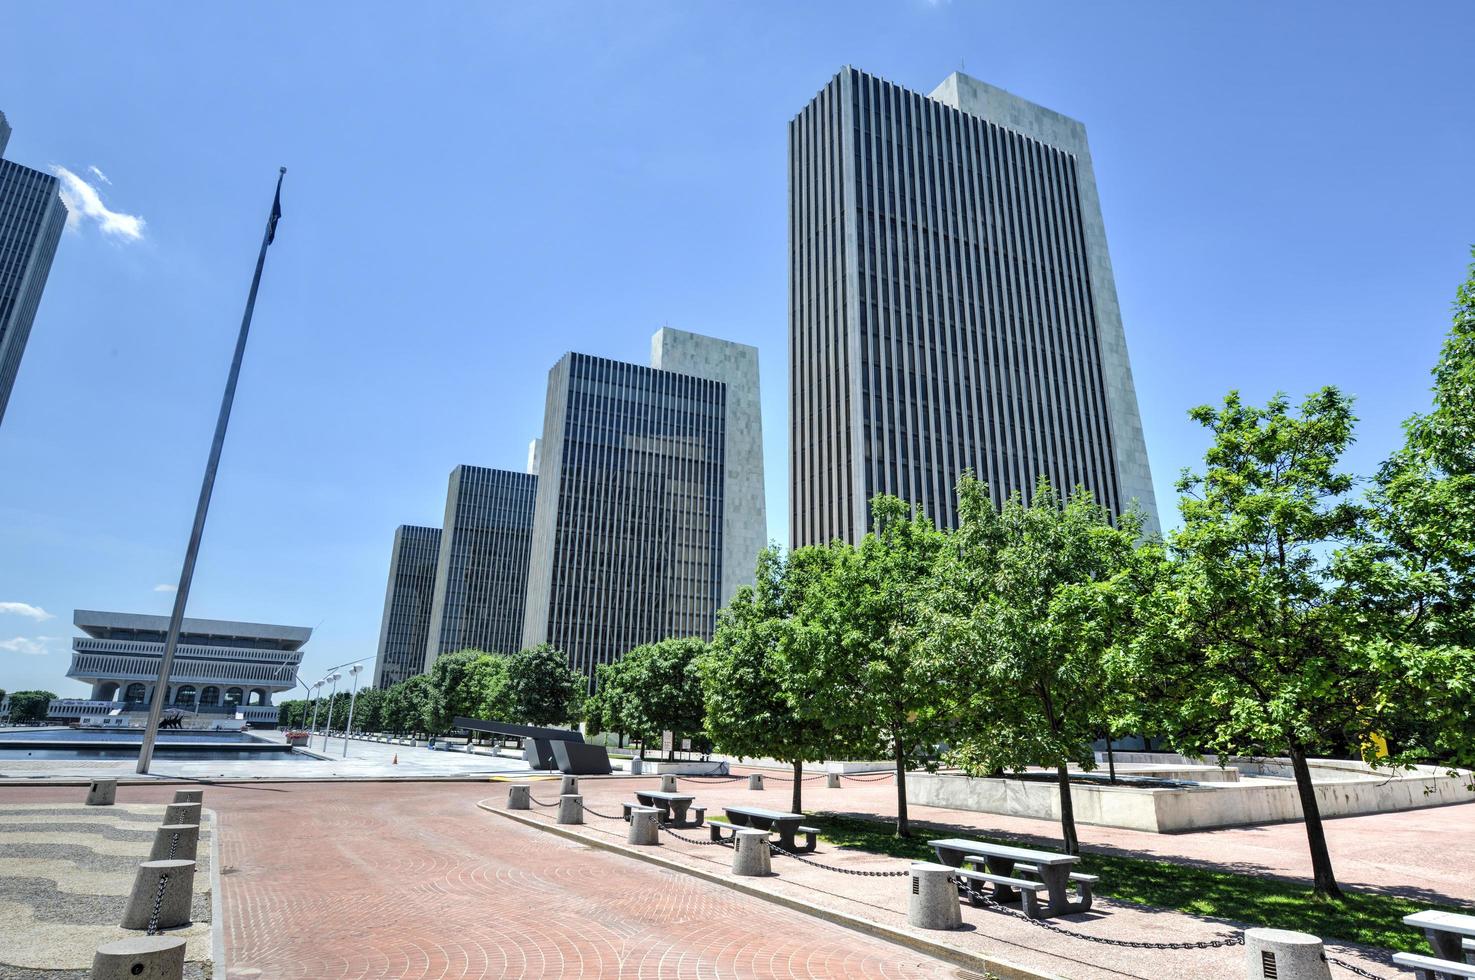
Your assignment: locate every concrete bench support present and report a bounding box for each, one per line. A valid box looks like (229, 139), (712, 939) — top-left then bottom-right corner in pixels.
(121, 860), (195, 931)
(1244, 928), (1331, 980)
(557, 794), (583, 825)
(86, 779), (117, 806)
(909, 863), (962, 930)
(507, 784), (531, 810)
(747, 773), (764, 791)
(659, 774), (677, 792)
(627, 808), (659, 846)
(559, 775), (579, 796)
(733, 829), (772, 876)
(826, 772), (841, 789)
(161, 803), (200, 827)
(171, 790), (203, 805)
(90, 934), (186, 980)
(148, 824), (199, 863)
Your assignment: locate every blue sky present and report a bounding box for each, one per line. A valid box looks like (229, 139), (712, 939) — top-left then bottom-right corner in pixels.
(1, 2), (1471, 696)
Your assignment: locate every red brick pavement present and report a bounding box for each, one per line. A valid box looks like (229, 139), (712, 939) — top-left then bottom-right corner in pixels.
(0, 781), (960, 979)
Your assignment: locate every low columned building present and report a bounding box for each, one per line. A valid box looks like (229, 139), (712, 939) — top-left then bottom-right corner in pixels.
(62, 609), (311, 726)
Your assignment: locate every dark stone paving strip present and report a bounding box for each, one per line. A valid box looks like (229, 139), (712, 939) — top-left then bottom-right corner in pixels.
(0, 842), (211, 877)
(0, 822), (154, 843)
(0, 875), (211, 927)
(0, 808), (164, 825)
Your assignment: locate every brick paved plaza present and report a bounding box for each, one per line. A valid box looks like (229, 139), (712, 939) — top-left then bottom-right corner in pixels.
(2, 770), (1471, 979)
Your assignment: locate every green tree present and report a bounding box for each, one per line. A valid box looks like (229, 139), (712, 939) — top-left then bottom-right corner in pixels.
(783, 496), (948, 837)
(382, 673), (439, 735)
(347, 686), (386, 732)
(1130, 388), (1390, 897)
(426, 650), (506, 732)
(7, 690), (57, 724)
(702, 547), (860, 813)
(594, 638), (706, 760)
(930, 476), (1149, 854)
(505, 644), (582, 726)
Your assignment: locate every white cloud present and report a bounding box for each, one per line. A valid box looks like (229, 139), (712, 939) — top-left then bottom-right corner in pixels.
(0, 602), (53, 622)
(0, 636), (52, 656)
(88, 165), (112, 185)
(51, 165), (145, 240)
(153, 583), (177, 593)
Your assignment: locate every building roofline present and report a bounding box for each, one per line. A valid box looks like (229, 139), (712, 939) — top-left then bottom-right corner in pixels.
(73, 609), (313, 645)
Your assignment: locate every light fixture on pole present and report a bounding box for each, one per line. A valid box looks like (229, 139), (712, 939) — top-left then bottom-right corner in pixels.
(341, 664), (364, 758)
(319, 673), (341, 751)
(306, 679), (325, 739)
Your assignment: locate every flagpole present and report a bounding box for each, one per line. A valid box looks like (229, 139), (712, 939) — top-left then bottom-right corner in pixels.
(137, 168), (286, 774)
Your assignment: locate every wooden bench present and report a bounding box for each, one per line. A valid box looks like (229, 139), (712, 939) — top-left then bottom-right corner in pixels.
(1391, 951), (1475, 979)
(953, 868), (1047, 918)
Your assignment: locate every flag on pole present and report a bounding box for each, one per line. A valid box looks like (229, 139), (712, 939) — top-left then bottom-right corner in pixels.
(266, 167), (285, 245)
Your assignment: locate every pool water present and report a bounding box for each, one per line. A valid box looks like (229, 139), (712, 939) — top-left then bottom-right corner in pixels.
(0, 727), (304, 761)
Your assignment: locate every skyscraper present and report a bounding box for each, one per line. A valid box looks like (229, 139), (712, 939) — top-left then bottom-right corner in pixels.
(522, 328), (764, 687)
(0, 110), (67, 427)
(371, 525), (442, 689)
(789, 69), (1158, 547)
(422, 465), (537, 667)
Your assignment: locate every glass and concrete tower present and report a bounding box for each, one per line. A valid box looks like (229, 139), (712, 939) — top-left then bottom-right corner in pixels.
(423, 465), (538, 667)
(789, 69), (1158, 546)
(523, 328), (763, 688)
(58, 610), (310, 727)
(371, 524), (442, 688)
(0, 111), (67, 427)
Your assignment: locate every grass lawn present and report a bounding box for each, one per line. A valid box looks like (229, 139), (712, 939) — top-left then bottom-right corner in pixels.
(807, 812), (1459, 953)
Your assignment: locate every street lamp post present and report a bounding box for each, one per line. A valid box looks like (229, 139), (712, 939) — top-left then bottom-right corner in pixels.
(341, 664), (364, 758)
(319, 673), (341, 752)
(306, 679), (325, 740)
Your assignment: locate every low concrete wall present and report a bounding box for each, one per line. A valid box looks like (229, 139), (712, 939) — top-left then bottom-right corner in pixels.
(908, 760), (1475, 833)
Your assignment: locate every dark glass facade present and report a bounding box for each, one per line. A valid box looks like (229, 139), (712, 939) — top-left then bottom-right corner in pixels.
(524, 353), (726, 688)
(372, 525), (442, 688)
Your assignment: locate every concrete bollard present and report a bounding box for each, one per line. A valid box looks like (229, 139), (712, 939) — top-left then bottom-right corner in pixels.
(90, 934), (187, 979)
(732, 829), (772, 876)
(659, 774), (677, 792)
(557, 794), (583, 825)
(908, 862), (962, 930)
(171, 789), (203, 805)
(508, 784), (531, 810)
(747, 773), (764, 791)
(826, 772), (841, 789)
(1243, 929), (1332, 980)
(85, 779), (117, 806)
(627, 807), (660, 845)
(148, 824), (200, 863)
(161, 803), (200, 827)
(120, 860), (195, 931)
(559, 775), (579, 796)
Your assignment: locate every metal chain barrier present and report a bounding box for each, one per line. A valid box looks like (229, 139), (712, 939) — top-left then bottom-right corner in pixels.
(767, 839), (912, 876)
(578, 801), (625, 821)
(658, 821), (732, 847)
(528, 795), (561, 808)
(145, 872), (171, 935)
(964, 887), (1243, 950)
(840, 772), (895, 782)
(167, 831), (180, 860)
(763, 772), (827, 782)
(1325, 957), (1393, 979)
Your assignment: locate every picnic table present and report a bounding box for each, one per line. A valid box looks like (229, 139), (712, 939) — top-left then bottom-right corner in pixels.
(928, 837), (1096, 918)
(1395, 910), (1475, 977)
(711, 805), (818, 853)
(629, 790), (704, 827)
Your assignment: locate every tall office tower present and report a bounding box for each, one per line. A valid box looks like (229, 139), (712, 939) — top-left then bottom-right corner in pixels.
(422, 465), (538, 668)
(789, 69), (1158, 547)
(371, 525), (442, 689)
(0, 110), (68, 427)
(651, 327), (766, 606)
(523, 328), (763, 688)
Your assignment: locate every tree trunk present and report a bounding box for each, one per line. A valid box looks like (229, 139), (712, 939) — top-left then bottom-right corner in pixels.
(1105, 733), (1117, 784)
(792, 759), (803, 814)
(1055, 764), (1080, 855)
(1288, 737), (1342, 898)
(894, 733), (910, 838)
